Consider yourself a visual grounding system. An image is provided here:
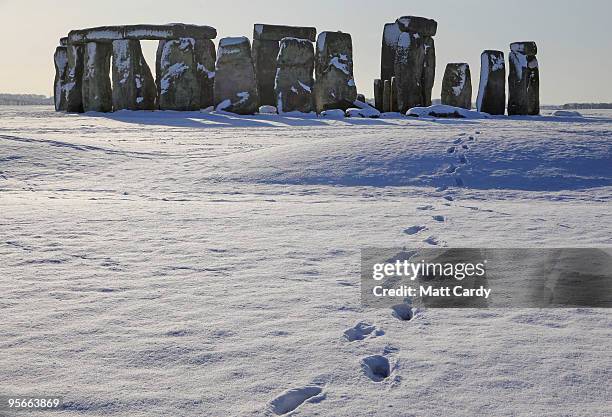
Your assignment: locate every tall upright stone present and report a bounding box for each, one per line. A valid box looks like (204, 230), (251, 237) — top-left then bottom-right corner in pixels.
(156, 38), (200, 111)
(252, 24), (317, 106)
(374, 79), (383, 111)
(111, 40), (156, 111)
(274, 37), (314, 113)
(313, 31), (357, 113)
(214, 37), (259, 114)
(194, 39), (216, 109)
(391, 16), (437, 113)
(65, 44), (84, 113)
(53, 46), (68, 111)
(477, 50), (505, 115)
(508, 41), (539, 116)
(441, 63), (472, 109)
(381, 22), (401, 82)
(82, 42), (112, 112)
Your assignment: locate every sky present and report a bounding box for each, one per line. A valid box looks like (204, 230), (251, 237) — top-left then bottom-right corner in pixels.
(1, 0), (610, 104)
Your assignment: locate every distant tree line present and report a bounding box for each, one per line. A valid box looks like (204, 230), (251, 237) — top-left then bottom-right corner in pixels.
(0, 94), (53, 105)
(562, 103), (612, 109)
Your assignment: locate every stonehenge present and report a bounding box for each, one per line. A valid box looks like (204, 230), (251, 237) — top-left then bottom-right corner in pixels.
(383, 16), (437, 113)
(441, 63), (472, 109)
(252, 24), (316, 106)
(476, 50), (506, 115)
(214, 37), (259, 114)
(508, 41), (540, 115)
(52, 21), (540, 118)
(274, 38), (314, 113)
(313, 31), (357, 113)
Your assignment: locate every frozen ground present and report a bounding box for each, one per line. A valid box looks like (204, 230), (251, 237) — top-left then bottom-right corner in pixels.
(1, 106), (611, 416)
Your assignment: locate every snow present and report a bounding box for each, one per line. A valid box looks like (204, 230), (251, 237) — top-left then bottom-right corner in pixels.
(329, 56), (350, 75)
(297, 81), (311, 93)
(1, 106), (611, 417)
(160, 63), (189, 94)
(398, 31), (412, 49)
(552, 110), (583, 117)
(259, 105), (278, 114)
(219, 36), (247, 47)
(383, 22), (401, 47)
(346, 100), (381, 118)
(407, 105), (489, 119)
(319, 108), (345, 118)
(451, 64), (468, 97)
(476, 54), (489, 112)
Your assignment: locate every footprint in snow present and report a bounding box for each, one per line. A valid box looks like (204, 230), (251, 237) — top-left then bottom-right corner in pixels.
(443, 195), (454, 201)
(404, 225), (427, 235)
(432, 215), (445, 222)
(462, 144), (469, 150)
(424, 236), (441, 246)
(343, 322), (384, 342)
(445, 164), (457, 174)
(447, 146), (456, 154)
(268, 386), (324, 415)
(453, 138), (463, 144)
(416, 205), (434, 211)
(361, 355), (391, 382)
(458, 155), (468, 164)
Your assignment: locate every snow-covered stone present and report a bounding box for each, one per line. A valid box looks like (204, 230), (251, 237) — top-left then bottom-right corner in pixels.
(319, 108), (345, 118)
(406, 104), (489, 119)
(214, 37), (259, 115)
(111, 40), (156, 111)
(508, 42), (540, 116)
(391, 17), (437, 113)
(552, 110), (582, 117)
(476, 50), (506, 115)
(82, 42), (113, 112)
(53, 46), (68, 111)
(345, 100), (381, 118)
(258, 105), (277, 114)
(156, 38), (201, 111)
(395, 16), (438, 36)
(381, 22), (401, 82)
(65, 45), (84, 113)
(275, 38), (314, 114)
(441, 63), (472, 109)
(252, 25), (316, 106)
(194, 39), (216, 109)
(313, 31), (357, 113)
(67, 24), (217, 45)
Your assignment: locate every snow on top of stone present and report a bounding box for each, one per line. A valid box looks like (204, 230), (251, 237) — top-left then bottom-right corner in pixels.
(220, 37), (248, 47)
(407, 105), (489, 119)
(397, 32), (411, 48)
(316, 33), (327, 53)
(383, 23), (401, 46)
(510, 51), (528, 79)
(254, 24), (264, 35)
(298, 81), (312, 93)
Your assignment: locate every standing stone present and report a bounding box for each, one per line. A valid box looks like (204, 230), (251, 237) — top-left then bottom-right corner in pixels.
(252, 24), (316, 106)
(477, 50), (505, 115)
(313, 31), (357, 113)
(441, 63), (472, 109)
(390, 76), (398, 112)
(156, 38), (200, 111)
(392, 16), (437, 113)
(82, 42), (112, 112)
(214, 37), (259, 114)
(382, 79), (391, 113)
(508, 41), (539, 115)
(111, 40), (156, 111)
(65, 45), (84, 113)
(381, 22), (401, 82)
(194, 39), (216, 109)
(53, 46), (68, 111)
(274, 37), (314, 113)
(422, 36), (436, 107)
(374, 79), (383, 111)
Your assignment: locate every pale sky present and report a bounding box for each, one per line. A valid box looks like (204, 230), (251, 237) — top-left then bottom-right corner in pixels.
(1, 0), (610, 104)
